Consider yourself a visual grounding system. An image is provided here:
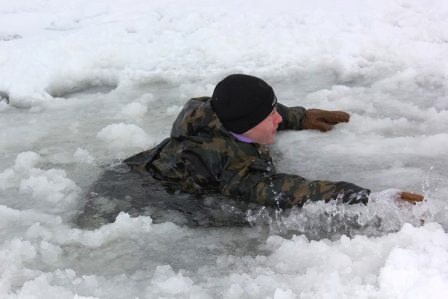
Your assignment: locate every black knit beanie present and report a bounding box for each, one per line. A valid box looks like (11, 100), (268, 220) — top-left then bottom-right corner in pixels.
(210, 74), (278, 134)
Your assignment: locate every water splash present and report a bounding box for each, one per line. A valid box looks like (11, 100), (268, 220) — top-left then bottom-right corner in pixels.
(246, 189), (430, 240)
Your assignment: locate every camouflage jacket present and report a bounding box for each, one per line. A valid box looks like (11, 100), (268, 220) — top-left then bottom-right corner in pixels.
(125, 97), (370, 208)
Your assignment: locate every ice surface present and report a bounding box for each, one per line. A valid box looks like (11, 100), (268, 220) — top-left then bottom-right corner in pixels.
(1, 0), (448, 298)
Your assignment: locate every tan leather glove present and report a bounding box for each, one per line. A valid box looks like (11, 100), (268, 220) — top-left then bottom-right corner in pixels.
(400, 192), (424, 204)
(302, 109), (350, 132)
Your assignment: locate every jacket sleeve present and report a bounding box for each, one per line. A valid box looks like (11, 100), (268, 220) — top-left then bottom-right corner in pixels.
(220, 153), (370, 208)
(276, 103), (307, 131)
(248, 173), (370, 208)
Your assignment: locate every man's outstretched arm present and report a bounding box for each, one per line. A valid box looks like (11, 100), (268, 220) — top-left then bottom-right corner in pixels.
(276, 104), (306, 131)
(249, 175), (424, 208)
(276, 104), (350, 132)
(249, 173), (371, 208)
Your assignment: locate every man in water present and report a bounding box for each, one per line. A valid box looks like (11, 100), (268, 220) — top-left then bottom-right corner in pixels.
(125, 74), (422, 209)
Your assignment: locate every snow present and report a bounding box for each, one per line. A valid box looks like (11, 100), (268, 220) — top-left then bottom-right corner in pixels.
(1, 0), (448, 298)
(73, 148), (95, 165)
(96, 123), (154, 150)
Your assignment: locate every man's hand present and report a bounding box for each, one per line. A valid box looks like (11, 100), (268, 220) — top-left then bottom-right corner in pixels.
(302, 109), (350, 132)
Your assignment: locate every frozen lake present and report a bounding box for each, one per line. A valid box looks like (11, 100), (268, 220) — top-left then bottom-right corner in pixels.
(1, 0), (448, 298)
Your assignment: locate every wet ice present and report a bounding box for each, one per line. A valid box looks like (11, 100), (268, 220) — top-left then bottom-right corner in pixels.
(1, 0), (448, 298)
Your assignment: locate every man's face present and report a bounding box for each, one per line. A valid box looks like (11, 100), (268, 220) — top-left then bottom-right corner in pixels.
(243, 108), (283, 145)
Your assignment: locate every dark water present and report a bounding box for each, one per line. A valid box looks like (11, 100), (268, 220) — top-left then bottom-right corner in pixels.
(75, 163), (257, 229)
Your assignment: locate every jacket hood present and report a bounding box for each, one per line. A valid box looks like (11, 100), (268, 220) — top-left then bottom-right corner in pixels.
(170, 97), (231, 139)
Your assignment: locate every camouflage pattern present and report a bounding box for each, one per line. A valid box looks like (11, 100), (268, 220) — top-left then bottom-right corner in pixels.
(124, 97), (370, 208)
